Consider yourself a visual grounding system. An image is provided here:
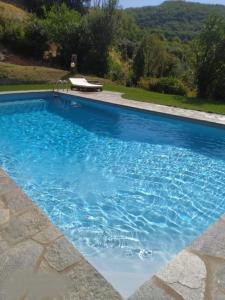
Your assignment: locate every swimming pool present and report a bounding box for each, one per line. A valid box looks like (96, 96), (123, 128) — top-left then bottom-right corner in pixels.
(0, 92), (225, 297)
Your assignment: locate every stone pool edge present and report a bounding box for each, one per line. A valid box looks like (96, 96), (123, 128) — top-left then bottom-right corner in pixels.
(0, 90), (225, 299)
(64, 90), (225, 300)
(63, 90), (225, 128)
(0, 168), (122, 299)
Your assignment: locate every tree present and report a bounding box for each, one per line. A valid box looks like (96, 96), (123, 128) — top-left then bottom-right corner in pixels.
(42, 3), (81, 43)
(116, 11), (141, 61)
(78, 0), (119, 75)
(23, 16), (48, 59)
(195, 16), (225, 100)
(133, 33), (167, 82)
(41, 3), (81, 67)
(22, 0), (91, 15)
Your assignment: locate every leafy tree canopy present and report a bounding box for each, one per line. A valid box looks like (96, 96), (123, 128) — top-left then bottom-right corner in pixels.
(127, 1), (225, 41)
(21, 0), (91, 15)
(195, 16), (225, 100)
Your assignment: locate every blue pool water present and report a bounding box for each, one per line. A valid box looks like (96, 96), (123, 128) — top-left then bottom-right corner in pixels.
(0, 93), (225, 297)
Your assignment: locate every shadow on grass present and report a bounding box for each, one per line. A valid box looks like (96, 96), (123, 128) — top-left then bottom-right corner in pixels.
(174, 95), (225, 107)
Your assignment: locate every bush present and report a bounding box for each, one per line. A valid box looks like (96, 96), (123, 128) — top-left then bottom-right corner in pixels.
(2, 19), (25, 49)
(195, 16), (225, 101)
(23, 18), (48, 59)
(138, 77), (188, 96)
(108, 50), (132, 85)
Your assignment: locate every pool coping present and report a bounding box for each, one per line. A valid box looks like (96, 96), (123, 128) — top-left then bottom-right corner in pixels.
(62, 90), (225, 128)
(0, 169), (122, 299)
(0, 90), (225, 299)
(1, 89), (225, 127)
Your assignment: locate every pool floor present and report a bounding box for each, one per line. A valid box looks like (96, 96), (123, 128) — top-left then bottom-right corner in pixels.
(0, 94), (225, 297)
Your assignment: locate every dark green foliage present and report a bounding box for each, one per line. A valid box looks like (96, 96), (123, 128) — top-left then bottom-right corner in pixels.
(78, 0), (119, 75)
(127, 1), (225, 41)
(0, 15), (25, 51)
(115, 11), (141, 61)
(21, 0), (91, 15)
(40, 4), (80, 67)
(1, 16), (48, 59)
(139, 76), (188, 96)
(42, 3), (81, 42)
(195, 16), (225, 101)
(133, 34), (167, 82)
(2, 0), (225, 102)
(22, 17), (48, 59)
(133, 33), (190, 83)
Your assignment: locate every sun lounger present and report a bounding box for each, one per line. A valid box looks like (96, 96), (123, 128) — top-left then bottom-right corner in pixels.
(69, 78), (103, 92)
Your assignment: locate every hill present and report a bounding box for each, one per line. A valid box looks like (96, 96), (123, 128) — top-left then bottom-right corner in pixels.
(0, 0), (27, 20)
(127, 1), (225, 40)
(0, 62), (69, 83)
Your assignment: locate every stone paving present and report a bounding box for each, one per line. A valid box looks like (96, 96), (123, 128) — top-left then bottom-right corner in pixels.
(0, 90), (225, 299)
(62, 90), (225, 127)
(129, 217), (225, 300)
(0, 169), (122, 300)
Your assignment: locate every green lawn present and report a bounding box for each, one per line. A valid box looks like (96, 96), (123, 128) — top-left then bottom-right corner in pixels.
(1, 82), (225, 115)
(104, 83), (225, 115)
(0, 83), (53, 91)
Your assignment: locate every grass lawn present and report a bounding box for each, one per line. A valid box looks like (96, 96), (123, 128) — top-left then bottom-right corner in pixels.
(1, 81), (225, 115)
(0, 63), (68, 83)
(104, 83), (225, 115)
(1, 62), (225, 114)
(0, 83), (53, 91)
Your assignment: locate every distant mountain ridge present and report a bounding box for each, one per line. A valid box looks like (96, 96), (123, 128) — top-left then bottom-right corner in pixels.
(127, 1), (225, 40)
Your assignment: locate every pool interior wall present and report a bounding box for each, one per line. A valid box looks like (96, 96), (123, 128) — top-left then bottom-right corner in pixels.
(0, 92), (225, 297)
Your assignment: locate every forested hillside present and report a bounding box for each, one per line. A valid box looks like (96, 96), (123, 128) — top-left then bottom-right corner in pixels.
(127, 1), (225, 40)
(1, 0), (225, 101)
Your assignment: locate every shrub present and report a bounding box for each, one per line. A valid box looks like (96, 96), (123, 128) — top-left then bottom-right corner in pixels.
(0, 24), (3, 40)
(23, 17), (48, 59)
(138, 77), (188, 96)
(108, 49), (132, 85)
(2, 19), (25, 51)
(195, 16), (225, 101)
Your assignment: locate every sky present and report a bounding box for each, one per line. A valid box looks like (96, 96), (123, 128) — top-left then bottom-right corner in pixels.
(119, 0), (225, 8)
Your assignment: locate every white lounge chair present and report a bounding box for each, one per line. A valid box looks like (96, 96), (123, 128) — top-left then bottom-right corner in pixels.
(69, 78), (103, 92)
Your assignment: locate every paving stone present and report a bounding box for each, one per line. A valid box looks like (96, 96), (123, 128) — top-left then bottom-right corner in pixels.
(0, 175), (14, 192)
(128, 277), (180, 300)
(65, 90), (225, 126)
(44, 237), (82, 272)
(17, 270), (69, 300)
(189, 219), (225, 260)
(0, 200), (5, 208)
(1, 186), (33, 214)
(1, 206), (50, 244)
(157, 250), (206, 300)
(0, 209), (9, 225)
(38, 259), (58, 274)
(209, 261), (225, 300)
(1, 267), (68, 300)
(33, 224), (62, 244)
(63, 259), (122, 300)
(0, 235), (9, 254)
(0, 240), (43, 289)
